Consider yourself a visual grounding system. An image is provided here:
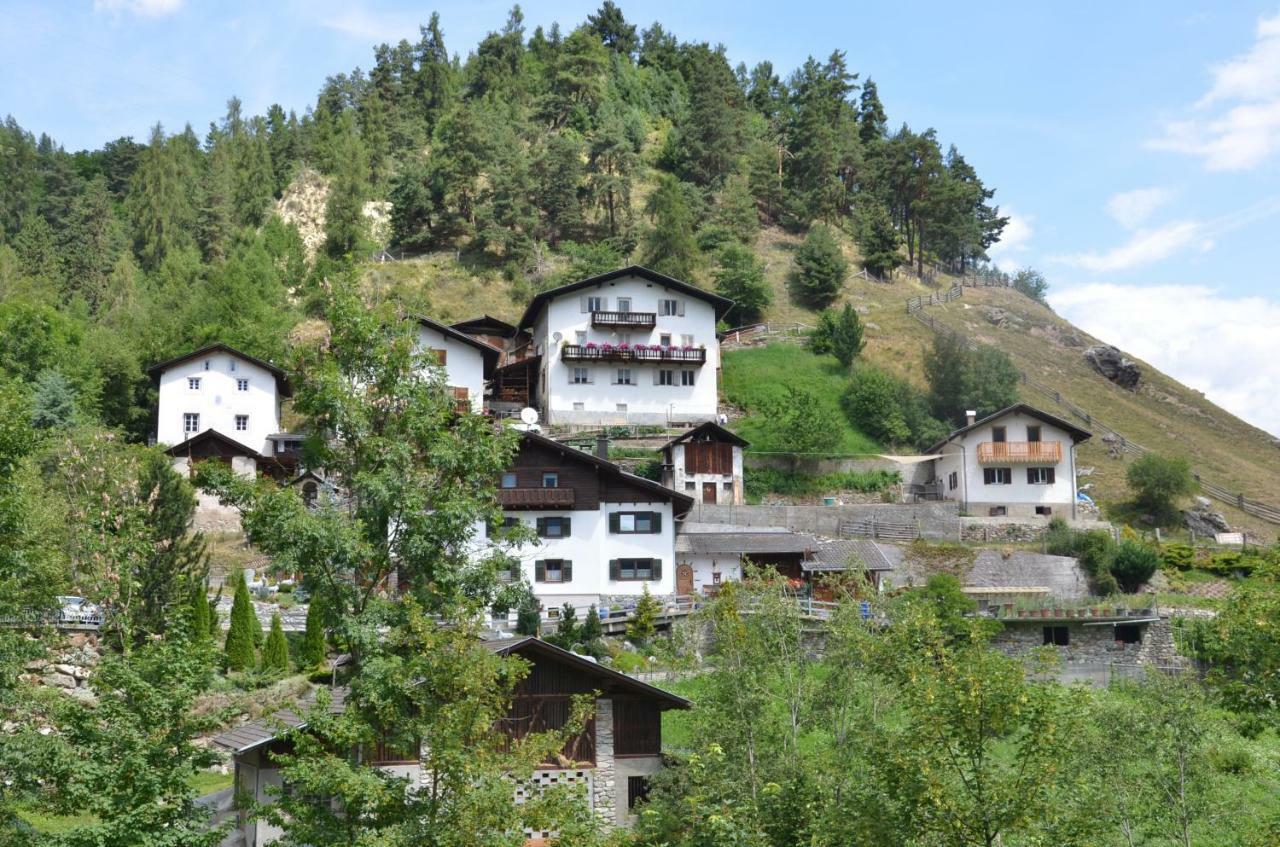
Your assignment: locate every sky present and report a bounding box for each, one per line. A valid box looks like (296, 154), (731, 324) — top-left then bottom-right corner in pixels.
(4, 1), (1280, 435)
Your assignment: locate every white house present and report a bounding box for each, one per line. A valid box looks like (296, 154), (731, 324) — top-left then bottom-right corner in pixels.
(415, 316), (500, 413)
(515, 266), (734, 427)
(489, 431), (693, 610)
(925, 404), (1092, 519)
(660, 422), (748, 506)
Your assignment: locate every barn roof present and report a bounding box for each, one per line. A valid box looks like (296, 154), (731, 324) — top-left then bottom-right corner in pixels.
(662, 421), (749, 451)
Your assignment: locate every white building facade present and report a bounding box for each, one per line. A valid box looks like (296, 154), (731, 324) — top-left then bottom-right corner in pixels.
(927, 404), (1091, 519)
(517, 267), (734, 427)
(415, 317), (499, 413)
(661, 422), (748, 506)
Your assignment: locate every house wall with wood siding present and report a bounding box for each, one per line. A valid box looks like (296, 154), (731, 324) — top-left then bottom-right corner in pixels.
(664, 441), (745, 505)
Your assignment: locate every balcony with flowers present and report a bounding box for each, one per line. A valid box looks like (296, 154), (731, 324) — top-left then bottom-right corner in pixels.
(560, 342), (706, 364)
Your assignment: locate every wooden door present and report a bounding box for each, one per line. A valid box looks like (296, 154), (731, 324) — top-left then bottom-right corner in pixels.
(702, 482), (717, 504)
(676, 563), (694, 596)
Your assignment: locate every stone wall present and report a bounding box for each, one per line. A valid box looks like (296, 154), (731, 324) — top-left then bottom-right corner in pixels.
(991, 616), (1186, 671)
(687, 501), (961, 539)
(592, 697), (616, 825)
(960, 516), (1114, 543)
(23, 632), (100, 701)
(744, 454), (934, 486)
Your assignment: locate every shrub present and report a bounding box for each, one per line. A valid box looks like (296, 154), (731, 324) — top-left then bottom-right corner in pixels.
(1126, 453), (1195, 524)
(515, 593), (542, 636)
(1043, 517), (1075, 556)
(261, 612), (290, 673)
(224, 572), (257, 672)
(627, 584), (660, 647)
(1161, 542), (1196, 571)
(808, 304), (865, 369)
(757, 387), (840, 455)
(842, 367), (910, 445)
(789, 224), (848, 308)
(1110, 540), (1160, 592)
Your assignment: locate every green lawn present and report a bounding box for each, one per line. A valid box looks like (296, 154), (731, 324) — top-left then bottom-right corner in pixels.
(721, 344), (881, 455)
(16, 771), (233, 834)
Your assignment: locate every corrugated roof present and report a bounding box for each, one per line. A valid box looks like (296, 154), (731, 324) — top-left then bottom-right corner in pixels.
(211, 688), (347, 754)
(804, 538), (894, 572)
(678, 531), (811, 556)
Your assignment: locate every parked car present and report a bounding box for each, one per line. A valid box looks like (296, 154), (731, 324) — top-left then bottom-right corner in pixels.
(55, 596), (102, 624)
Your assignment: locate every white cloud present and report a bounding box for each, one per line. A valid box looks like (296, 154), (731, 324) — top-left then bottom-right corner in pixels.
(1151, 13), (1280, 170)
(986, 207), (1034, 264)
(1050, 282), (1280, 436)
(1106, 187), (1174, 229)
(93, 0), (183, 17)
(1053, 221), (1203, 273)
(319, 8), (421, 43)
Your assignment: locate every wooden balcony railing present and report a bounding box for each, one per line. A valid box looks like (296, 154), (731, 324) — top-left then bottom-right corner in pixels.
(561, 344), (706, 364)
(976, 441), (1062, 464)
(449, 386), (470, 414)
(497, 487), (575, 508)
(590, 310), (657, 329)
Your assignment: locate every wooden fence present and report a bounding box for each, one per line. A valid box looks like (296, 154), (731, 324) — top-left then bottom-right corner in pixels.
(720, 322), (811, 350)
(907, 290), (1280, 526)
(838, 517), (920, 541)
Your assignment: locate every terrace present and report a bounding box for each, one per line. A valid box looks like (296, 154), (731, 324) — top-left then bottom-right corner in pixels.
(977, 441), (1062, 464)
(561, 343), (706, 364)
(590, 310), (657, 330)
(497, 487), (576, 509)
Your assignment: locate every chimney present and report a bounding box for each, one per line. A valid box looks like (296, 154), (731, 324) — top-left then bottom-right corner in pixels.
(596, 436), (610, 461)
(965, 410), (977, 426)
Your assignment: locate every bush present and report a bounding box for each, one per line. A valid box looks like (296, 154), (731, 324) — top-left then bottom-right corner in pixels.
(1110, 540), (1160, 592)
(808, 304), (865, 369)
(1161, 542), (1196, 571)
(789, 224), (848, 308)
(515, 593), (542, 636)
(1126, 453), (1195, 524)
(757, 387), (841, 455)
(224, 572), (257, 672)
(842, 367), (910, 445)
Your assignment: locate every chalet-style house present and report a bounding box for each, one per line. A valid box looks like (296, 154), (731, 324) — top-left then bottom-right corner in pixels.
(415, 316), (501, 413)
(675, 523), (893, 596)
(660, 422), (748, 506)
(489, 431), (693, 610)
(211, 636), (690, 844)
(924, 403), (1092, 519)
(148, 343), (297, 480)
(512, 266), (734, 427)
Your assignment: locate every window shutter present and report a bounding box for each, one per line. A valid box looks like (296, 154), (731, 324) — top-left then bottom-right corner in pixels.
(1026, 468), (1035, 485)
(677, 300), (685, 316)
(535, 560), (546, 582)
(562, 560), (572, 582)
(580, 296), (589, 313)
(510, 560), (521, 581)
(562, 517), (571, 535)
(609, 513), (620, 533)
(650, 559), (662, 580)
(569, 368), (576, 384)
(536, 517), (547, 537)
(650, 512), (662, 533)
(653, 369), (660, 385)
(1047, 468), (1055, 484)
(609, 559), (621, 580)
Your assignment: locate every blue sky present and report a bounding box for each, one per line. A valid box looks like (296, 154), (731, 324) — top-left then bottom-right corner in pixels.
(5, 1), (1280, 434)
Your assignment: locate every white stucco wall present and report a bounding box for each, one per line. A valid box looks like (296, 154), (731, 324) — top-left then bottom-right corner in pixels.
(156, 353), (280, 453)
(933, 411), (1079, 518)
(664, 443), (744, 505)
(683, 553), (744, 593)
(415, 324), (488, 412)
(529, 275), (721, 425)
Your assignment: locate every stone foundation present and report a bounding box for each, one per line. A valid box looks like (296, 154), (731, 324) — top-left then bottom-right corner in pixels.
(992, 616), (1186, 671)
(22, 632), (100, 701)
(592, 697), (616, 824)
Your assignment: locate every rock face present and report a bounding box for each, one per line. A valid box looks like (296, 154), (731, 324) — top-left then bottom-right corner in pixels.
(1084, 345), (1141, 390)
(1184, 504), (1231, 536)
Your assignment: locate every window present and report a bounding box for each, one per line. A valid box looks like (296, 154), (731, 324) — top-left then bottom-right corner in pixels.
(948, 471), (959, 491)
(680, 334), (694, 347)
(229, 360), (237, 372)
(1027, 467), (1056, 485)
(203, 360), (210, 371)
(427, 348), (447, 366)
(610, 511), (661, 534)
(616, 297), (631, 312)
(575, 330), (587, 345)
(1026, 425), (1041, 442)
(991, 426), (1007, 443)
(1035, 506), (1053, 517)
(659, 298), (680, 316)
(236, 378), (249, 391)
(501, 472), (518, 489)
(722, 481), (733, 490)
(1043, 626), (1070, 646)
(989, 506), (1007, 516)
(628, 775), (651, 810)
(681, 370), (696, 386)
(572, 367), (591, 384)
(657, 369), (675, 386)
(536, 516), (570, 538)
(612, 558), (660, 580)
(235, 415), (249, 431)
(983, 467), (1012, 485)
(1115, 625), (1142, 645)
(536, 559), (571, 583)
(685, 482), (696, 491)
(573, 402), (585, 411)
(615, 369), (633, 385)
(187, 377), (201, 390)
(659, 333), (672, 346)
(368, 734), (419, 765)
(542, 472), (559, 489)
(586, 295), (606, 312)
(183, 413), (200, 434)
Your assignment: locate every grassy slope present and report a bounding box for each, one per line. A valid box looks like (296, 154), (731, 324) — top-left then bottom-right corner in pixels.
(352, 223), (1280, 537)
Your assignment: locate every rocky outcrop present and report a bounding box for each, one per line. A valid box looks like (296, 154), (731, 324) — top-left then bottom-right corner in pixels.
(275, 168), (330, 258)
(1084, 345), (1141, 390)
(24, 633), (100, 700)
(1184, 500), (1231, 536)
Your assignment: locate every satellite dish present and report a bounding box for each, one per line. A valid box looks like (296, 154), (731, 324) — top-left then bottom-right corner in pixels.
(552, 331), (563, 343)
(520, 407), (540, 425)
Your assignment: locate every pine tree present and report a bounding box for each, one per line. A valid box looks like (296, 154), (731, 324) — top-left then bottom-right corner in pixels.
(789, 224), (848, 308)
(323, 112), (370, 259)
(188, 581), (211, 643)
(261, 612), (290, 673)
(587, 108), (637, 239)
(587, 1), (638, 56)
(515, 592), (542, 636)
(715, 172), (759, 244)
(627, 584), (660, 647)
(809, 303), (865, 369)
(858, 78), (888, 144)
(224, 571), (257, 672)
(126, 124), (196, 272)
(301, 594), (326, 669)
(667, 44), (746, 187)
(581, 604), (604, 643)
(533, 132), (586, 245)
(29, 369), (77, 429)
(855, 201), (903, 279)
(713, 244), (770, 325)
(640, 174), (699, 281)
(552, 602), (580, 649)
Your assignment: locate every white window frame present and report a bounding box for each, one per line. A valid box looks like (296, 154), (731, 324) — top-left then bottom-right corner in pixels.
(236, 378), (249, 392)
(572, 367), (591, 384)
(1027, 467), (1056, 485)
(658, 369), (675, 386)
(586, 295), (606, 312)
(984, 467), (1012, 486)
(659, 299), (679, 316)
(183, 413), (200, 434)
(615, 368), (633, 385)
(680, 333), (694, 347)
(234, 415), (249, 432)
(681, 370), (696, 386)
(616, 296), (632, 312)
(188, 377), (201, 390)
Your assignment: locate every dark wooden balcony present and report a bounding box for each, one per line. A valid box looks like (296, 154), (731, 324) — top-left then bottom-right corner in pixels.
(590, 310), (657, 329)
(977, 441), (1062, 464)
(498, 487), (575, 508)
(561, 344), (706, 364)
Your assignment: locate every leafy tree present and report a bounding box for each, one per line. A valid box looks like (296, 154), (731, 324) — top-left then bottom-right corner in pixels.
(808, 303), (865, 368)
(789, 224), (848, 308)
(854, 201), (902, 278)
(224, 570), (257, 672)
(30, 368), (77, 429)
(842, 366), (910, 445)
(964, 346), (1020, 420)
(261, 611), (290, 673)
(713, 243), (770, 325)
(924, 333), (1019, 425)
(627, 583), (660, 647)
(1126, 453), (1195, 524)
(1012, 267), (1049, 303)
(640, 173), (699, 280)
(757, 386), (839, 456)
(301, 593), (327, 670)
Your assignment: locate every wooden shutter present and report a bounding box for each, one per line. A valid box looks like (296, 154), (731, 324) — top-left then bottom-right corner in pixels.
(650, 559), (662, 580)
(562, 561), (572, 582)
(580, 296), (589, 313)
(535, 517), (547, 537)
(1046, 468), (1056, 484)
(1026, 468), (1036, 484)
(652, 369), (661, 385)
(649, 512), (662, 533)
(535, 560), (546, 582)
(609, 513), (620, 533)
(609, 559), (621, 580)
(561, 517), (571, 535)
(677, 300), (685, 316)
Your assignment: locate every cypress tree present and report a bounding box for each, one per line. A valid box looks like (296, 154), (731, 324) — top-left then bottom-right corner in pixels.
(189, 581), (211, 642)
(581, 604), (603, 643)
(224, 572), (257, 672)
(261, 612), (290, 673)
(301, 594), (326, 669)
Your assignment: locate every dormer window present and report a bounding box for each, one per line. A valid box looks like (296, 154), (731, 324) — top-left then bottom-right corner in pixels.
(188, 377), (201, 390)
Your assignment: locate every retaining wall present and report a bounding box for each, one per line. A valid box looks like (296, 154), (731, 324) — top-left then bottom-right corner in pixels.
(744, 454), (934, 486)
(686, 501), (961, 539)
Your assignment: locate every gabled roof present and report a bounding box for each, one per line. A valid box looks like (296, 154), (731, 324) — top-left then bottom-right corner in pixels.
(211, 687), (349, 754)
(416, 316), (502, 374)
(451, 315), (519, 338)
(147, 343), (293, 397)
(516, 265), (735, 329)
(517, 430), (694, 517)
(662, 421), (749, 451)
(481, 636), (691, 709)
(924, 403), (1092, 454)
(162, 428), (264, 460)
